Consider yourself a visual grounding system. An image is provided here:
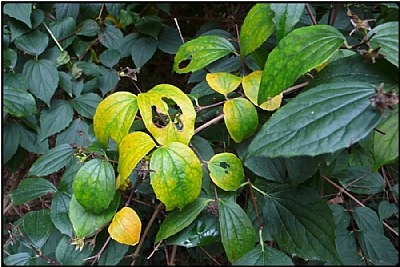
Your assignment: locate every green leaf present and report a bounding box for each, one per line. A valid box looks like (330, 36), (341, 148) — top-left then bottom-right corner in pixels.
(77, 19), (99, 37)
(29, 144), (74, 176)
(271, 3), (305, 41)
(137, 84), (196, 146)
(4, 72), (29, 91)
(93, 91), (138, 147)
(259, 25), (345, 102)
(353, 207), (398, 265)
(56, 118), (90, 147)
(20, 210), (55, 249)
(23, 59), (60, 106)
(3, 85), (36, 118)
(4, 3), (32, 28)
(100, 49), (121, 68)
(173, 35), (236, 73)
(50, 192), (73, 237)
(39, 99), (74, 141)
(55, 3), (80, 20)
(72, 158), (116, 214)
(244, 156), (286, 183)
(15, 30), (48, 56)
(18, 126), (49, 155)
(240, 4), (275, 58)
(260, 184), (341, 264)
(3, 123), (21, 163)
(369, 22), (399, 67)
(55, 235), (92, 265)
(136, 16), (162, 38)
(205, 72), (242, 96)
(4, 48), (17, 69)
(3, 253), (32, 266)
(49, 17), (77, 49)
(331, 166), (384, 195)
(100, 24), (123, 50)
(247, 82), (382, 159)
(71, 93), (103, 119)
(97, 68), (120, 96)
(286, 155), (325, 184)
(150, 142), (203, 211)
(118, 132), (155, 189)
(155, 198), (212, 242)
(224, 98), (258, 143)
(378, 200), (398, 220)
(98, 239), (129, 265)
(373, 110), (398, 170)
(158, 24), (182, 54)
(10, 178), (57, 205)
(234, 243), (294, 265)
(219, 199), (256, 263)
(208, 153), (244, 191)
(131, 37), (157, 69)
(68, 192), (120, 238)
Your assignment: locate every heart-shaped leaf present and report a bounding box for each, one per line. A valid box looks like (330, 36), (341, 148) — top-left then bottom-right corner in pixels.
(150, 142), (202, 211)
(3, 85), (36, 117)
(206, 72), (242, 96)
(208, 153), (244, 191)
(108, 207), (141, 246)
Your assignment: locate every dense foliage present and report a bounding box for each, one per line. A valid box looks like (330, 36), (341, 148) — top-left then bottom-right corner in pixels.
(3, 3), (399, 266)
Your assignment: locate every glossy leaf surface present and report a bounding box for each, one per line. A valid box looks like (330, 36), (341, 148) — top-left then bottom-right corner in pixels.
(234, 243), (294, 265)
(19, 210), (55, 249)
(173, 35), (236, 73)
(247, 82), (382, 159)
(150, 142), (202, 211)
(29, 144), (74, 176)
(3, 85), (36, 118)
(259, 25), (345, 102)
(137, 84), (196, 145)
(50, 191), (73, 237)
(206, 72), (241, 96)
(224, 98), (258, 143)
(10, 178), (57, 205)
(108, 207), (141, 246)
(93, 91), (138, 147)
(369, 22), (399, 67)
(208, 153), (244, 191)
(271, 3), (305, 41)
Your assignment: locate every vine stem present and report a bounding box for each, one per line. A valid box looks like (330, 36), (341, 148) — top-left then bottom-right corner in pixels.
(194, 113), (224, 134)
(43, 22), (63, 51)
(89, 236), (112, 266)
(130, 202), (165, 265)
(322, 176), (399, 237)
(305, 4), (318, 25)
(169, 244), (177, 265)
(174, 18), (185, 43)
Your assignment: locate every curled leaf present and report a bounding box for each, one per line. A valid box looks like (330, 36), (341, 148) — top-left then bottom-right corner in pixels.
(108, 207), (141, 246)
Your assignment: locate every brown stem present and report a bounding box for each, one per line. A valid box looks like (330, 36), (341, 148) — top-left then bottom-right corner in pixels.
(381, 167), (398, 204)
(194, 113), (224, 135)
(322, 175), (399, 237)
(90, 236), (112, 266)
(199, 247), (221, 266)
(246, 176), (263, 230)
(330, 4), (341, 26)
(130, 202), (165, 265)
(305, 4), (318, 25)
(282, 81), (309, 95)
(169, 245), (177, 266)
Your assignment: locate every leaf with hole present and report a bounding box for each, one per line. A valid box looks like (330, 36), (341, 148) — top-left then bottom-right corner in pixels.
(208, 153), (244, 191)
(118, 131), (156, 190)
(108, 207), (142, 246)
(219, 199), (256, 263)
(68, 192), (120, 239)
(93, 91), (138, 148)
(224, 98), (258, 143)
(246, 82), (382, 159)
(206, 72), (241, 96)
(137, 84), (196, 146)
(155, 198), (212, 242)
(173, 35), (236, 73)
(150, 142), (202, 211)
(259, 25), (345, 102)
(10, 178), (57, 205)
(72, 158), (116, 214)
(242, 70), (283, 111)
(240, 4), (275, 58)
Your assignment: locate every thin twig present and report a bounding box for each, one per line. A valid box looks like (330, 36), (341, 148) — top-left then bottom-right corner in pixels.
(169, 245), (177, 266)
(322, 175), (399, 237)
(195, 100), (226, 112)
(330, 4), (341, 26)
(381, 167), (398, 204)
(282, 81), (309, 95)
(246, 177), (263, 230)
(199, 247), (221, 266)
(305, 4), (318, 25)
(90, 236), (112, 266)
(131, 203), (165, 265)
(327, 4), (334, 26)
(174, 18), (185, 43)
(194, 113), (224, 134)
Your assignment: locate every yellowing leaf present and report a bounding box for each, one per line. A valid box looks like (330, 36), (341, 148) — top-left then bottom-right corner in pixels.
(108, 207), (141, 246)
(93, 92), (138, 148)
(150, 142), (202, 211)
(242, 71), (283, 111)
(137, 84), (196, 146)
(223, 98), (258, 143)
(118, 131), (156, 190)
(206, 72), (242, 96)
(208, 153), (244, 191)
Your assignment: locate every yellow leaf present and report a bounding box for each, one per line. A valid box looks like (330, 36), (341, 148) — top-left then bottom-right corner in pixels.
(242, 71), (283, 111)
(117, 131), (156, 190)
(93, 92), (138, 148)
(208, 153), (244, 191)
(206, 72), (242, 96)
(108, 207), (141, 246)
(137, 84), (196, 145)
